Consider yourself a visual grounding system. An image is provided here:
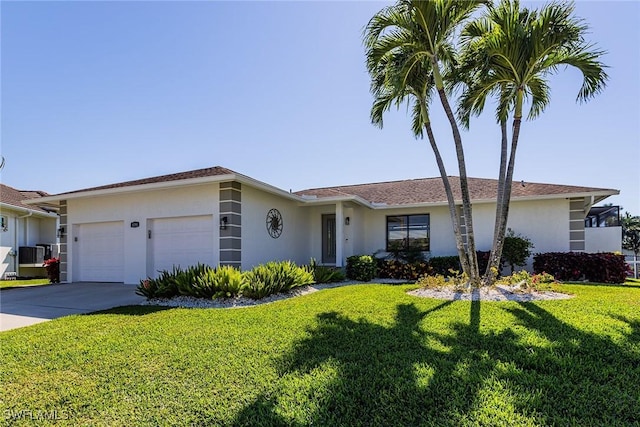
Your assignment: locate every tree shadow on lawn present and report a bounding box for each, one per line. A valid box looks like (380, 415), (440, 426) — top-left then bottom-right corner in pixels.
(87, 305), (175, 316)
(233, 298), (639, 426)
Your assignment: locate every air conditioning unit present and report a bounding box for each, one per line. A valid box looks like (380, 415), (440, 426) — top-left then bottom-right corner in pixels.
(36, 244), (52, 260)
(18, 246), (45, 264)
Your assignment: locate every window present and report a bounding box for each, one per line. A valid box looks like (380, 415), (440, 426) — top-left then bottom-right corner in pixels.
(386, 214), (430, 251)
(585, 205), (620, 228)
(0, 215), (7, 232)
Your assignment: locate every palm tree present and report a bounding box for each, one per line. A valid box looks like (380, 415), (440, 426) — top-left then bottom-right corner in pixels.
(457, 0), (608, 284)
(364, 0), (485, 284)
(622, 212), (640, 278)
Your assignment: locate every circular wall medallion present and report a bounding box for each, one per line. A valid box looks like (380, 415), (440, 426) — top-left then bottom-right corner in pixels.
(266, 208), (283, 238)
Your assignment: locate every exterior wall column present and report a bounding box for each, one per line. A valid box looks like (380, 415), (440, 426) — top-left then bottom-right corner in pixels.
(569, 197), (586, 252)
(335, 202), (344, 267)
(219, 182), (242, 268)
(59, 200), (68, 282)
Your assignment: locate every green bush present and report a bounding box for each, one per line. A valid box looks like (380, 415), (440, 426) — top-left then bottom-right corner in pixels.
(308, 258), (345, 283)
(135, 267), (180, 299)
(174, 263), (210, 296)
(138, 261), (316, 301)
(214, 265), (247, 298)
(243, 261), (314, 299)
(416, 273), (447, 289)
(346, 255), (377, 281)
(502, 229), (534, 273)
(193, 265), (246, 299)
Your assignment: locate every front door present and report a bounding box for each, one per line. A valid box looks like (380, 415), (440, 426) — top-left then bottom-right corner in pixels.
(322, 214), (336, 264)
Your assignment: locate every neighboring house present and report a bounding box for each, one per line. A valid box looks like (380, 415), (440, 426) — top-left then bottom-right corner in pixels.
(0, 184), (59, 279)
(27, 166), (619, 284)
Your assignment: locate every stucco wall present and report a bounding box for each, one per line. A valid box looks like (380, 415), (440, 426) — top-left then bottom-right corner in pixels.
(497, 199), (570, 254)
(585, 227), (622, 253)
(0, 207), (58, 278)
(67, 183), (219, 284)
(240, 186), (311, 269)
(301, 198), (571, 266)
(350, 199), (570, 266)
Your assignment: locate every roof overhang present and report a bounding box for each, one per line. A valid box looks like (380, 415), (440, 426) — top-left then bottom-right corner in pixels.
(296, 194), (375, 208)
(25, 174), (619, 211)
(304, 189), (620, 211)
(23, 173), (307, 207)
(0, 202), (58, 218)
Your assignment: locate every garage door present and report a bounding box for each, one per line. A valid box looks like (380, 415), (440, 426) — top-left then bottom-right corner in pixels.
(149, 215), (215, 277)
(77, 221), (124, 282)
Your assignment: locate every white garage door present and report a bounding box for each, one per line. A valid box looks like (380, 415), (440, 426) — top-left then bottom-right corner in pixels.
(149, 215), (215, 277)
(77, 221), (124, 282)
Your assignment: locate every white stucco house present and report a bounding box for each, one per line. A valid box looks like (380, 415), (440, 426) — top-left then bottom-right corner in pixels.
(1, 184), (59, 279)
(27, 166), (620, 285)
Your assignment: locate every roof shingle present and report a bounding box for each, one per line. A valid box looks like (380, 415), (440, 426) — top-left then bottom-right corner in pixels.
(295, 176), (617, 206)
(0, 184), (52, 213)
(59, 166), (236, 195)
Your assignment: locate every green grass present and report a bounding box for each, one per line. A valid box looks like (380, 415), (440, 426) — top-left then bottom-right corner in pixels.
(1, 283), (639, 426)
(0, 278), (50, 289)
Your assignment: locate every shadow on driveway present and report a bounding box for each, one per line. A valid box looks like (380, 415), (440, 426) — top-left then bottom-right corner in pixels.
(0, 282), (145, 332)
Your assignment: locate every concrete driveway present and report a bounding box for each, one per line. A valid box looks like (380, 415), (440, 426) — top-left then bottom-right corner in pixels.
(0, 282), (146, 332)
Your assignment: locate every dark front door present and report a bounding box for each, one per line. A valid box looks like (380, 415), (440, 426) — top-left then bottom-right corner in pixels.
(322, 214), (336, 264)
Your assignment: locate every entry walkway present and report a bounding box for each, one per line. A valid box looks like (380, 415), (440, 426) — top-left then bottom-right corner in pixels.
(0, 282), (145, 332)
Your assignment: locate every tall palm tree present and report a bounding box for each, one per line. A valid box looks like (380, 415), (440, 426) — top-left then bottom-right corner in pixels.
(364, 0), (485, 284)
(457, 0), (608, 284)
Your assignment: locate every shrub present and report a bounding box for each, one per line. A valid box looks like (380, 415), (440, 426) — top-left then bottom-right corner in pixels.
(136, 267), (180, 299)
(308, 258), (345, 284)
(533, 252), (630, 284)
(378, 260), (431, 280)
(243, 261), (314, 299)
(193, 265), (246, 299)
(346, 255), (377, 281)
(502, 229), (534, 273)
(416, 274), (447, 289)
(497, 270), (556, 292)
(174, 263), (210, 297)
(43, 258), (60, 283)
(428, 256), (461, 276)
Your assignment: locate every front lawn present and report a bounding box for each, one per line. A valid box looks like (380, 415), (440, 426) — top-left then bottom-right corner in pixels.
(1, 283), (639, 426)
(0, 279), (50, 290)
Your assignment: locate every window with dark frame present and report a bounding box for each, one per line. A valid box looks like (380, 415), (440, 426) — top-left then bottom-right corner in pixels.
(386, 214), (430, 251)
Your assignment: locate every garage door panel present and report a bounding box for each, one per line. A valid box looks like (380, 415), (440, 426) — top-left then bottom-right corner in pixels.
(150, 216), (215, 276)
(77, 222), (124, 282)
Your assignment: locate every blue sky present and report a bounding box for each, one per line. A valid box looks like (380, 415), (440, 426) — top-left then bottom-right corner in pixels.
(2, 1), (638, 214)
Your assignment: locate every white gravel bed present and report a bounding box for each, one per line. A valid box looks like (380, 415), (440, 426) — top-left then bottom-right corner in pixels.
(408, 284), (574, 302)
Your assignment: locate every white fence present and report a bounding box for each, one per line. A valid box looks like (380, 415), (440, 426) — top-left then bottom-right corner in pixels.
(626, 254), (639, 279)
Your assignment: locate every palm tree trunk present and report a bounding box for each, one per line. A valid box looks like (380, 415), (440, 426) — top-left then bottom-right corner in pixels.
(433, 63), (480, 285)
(490, 95), (524, 284)
(421, 104), (471, 274)
(483, 118), (509, 284)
